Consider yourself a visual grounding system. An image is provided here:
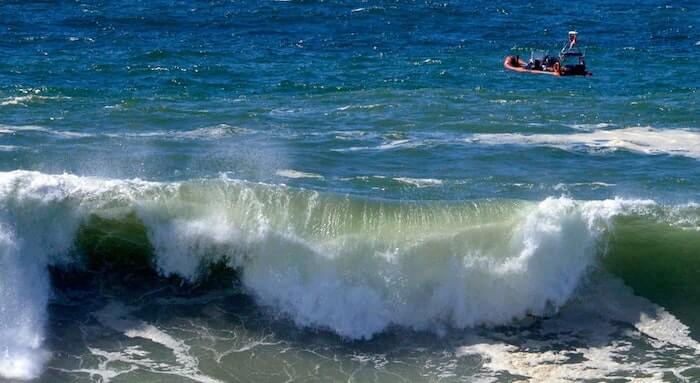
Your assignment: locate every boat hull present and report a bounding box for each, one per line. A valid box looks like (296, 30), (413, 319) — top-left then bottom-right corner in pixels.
(503, 55), (591, 76)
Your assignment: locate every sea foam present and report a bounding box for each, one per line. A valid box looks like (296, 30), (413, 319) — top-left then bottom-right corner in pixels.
(0, 170), (685, 379)
(469, 126), (700, 160)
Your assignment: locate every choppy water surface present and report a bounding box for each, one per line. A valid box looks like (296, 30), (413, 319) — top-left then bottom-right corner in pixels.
(1, 1), (699, 381)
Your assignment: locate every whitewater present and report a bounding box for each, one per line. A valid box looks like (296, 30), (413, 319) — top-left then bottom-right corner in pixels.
(1, 170), (699, 380)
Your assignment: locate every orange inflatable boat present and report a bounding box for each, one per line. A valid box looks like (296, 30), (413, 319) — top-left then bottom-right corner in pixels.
(504, 53), (591, 77)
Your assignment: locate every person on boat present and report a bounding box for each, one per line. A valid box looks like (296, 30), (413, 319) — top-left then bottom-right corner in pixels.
(560, 31), (580, 55)
(526, 56), (543, 70)
(559, 30), (588, 74)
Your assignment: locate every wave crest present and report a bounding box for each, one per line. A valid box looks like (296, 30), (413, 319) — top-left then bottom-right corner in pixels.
(0, 170), (696, 378)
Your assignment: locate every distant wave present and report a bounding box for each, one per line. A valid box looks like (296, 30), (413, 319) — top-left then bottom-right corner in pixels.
(468, 127), (700, 160)
(393, 177), (443, 187)
(276, 169), (324, 179)
(331, 139), (418, 152)
(8, 123), (697, 162)
(350, 6), (385, 14)
(328, 127), (700, 160)
(0, 124), (92, 138)
(120, 124), (251, 140)
(336, 104), (384, 111)
(0, 124), (248, 141)
(0, 94), (70, 107)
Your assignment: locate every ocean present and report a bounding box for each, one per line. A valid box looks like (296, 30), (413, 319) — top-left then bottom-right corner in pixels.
(1, 0), (699, 381)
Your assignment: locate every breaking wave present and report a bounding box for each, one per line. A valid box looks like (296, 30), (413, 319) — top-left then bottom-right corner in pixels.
(0, 170), (698, 379)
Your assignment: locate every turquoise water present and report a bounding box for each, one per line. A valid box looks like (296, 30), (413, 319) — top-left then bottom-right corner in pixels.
(1, 1), (699, 381)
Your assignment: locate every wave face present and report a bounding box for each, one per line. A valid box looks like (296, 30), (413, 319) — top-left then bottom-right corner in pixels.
(1, 171), (698, 379)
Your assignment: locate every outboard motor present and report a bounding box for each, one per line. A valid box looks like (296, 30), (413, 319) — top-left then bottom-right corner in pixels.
(560, 52), (587, 75)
